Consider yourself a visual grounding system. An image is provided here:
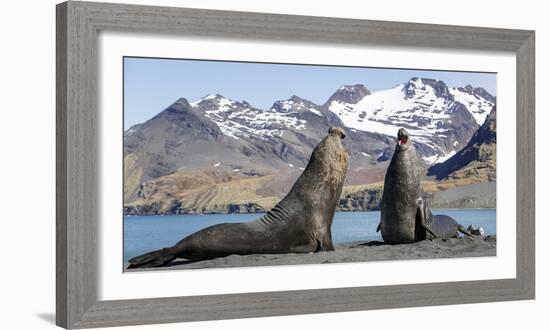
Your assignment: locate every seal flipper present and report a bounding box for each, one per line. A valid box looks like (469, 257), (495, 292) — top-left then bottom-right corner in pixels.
(315, 239), (323, 252)
(416, 198), (437, 239)
(127, 247), (177, 269)
(376, 223), (381, 233)
(457, 224), (475, 239)
(421, 219), (437, 239)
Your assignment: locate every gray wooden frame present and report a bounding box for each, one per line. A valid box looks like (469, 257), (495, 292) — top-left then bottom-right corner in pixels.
(56, 1), (535, 328)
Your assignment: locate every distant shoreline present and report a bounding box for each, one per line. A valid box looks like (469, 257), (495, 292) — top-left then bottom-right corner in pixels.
(124, 207), (497, 217)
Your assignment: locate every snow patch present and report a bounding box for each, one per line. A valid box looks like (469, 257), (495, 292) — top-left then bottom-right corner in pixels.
(423, 154), (439, 165)
(124, 126), (138, 137)
(328, 100), (355, 115)
(436, 150), (457, 163)
(423, 150), (457, 165)
(449, 87), (495, 125)
(191, 94), (220, 106)
(329, 84), (452, 142)
(308, 108), (323, 116)
(193, 95), (308, 139)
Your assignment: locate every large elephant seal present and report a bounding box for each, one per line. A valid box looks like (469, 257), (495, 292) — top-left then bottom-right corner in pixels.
(377, 128), (473, 244)
(128, 127), (349, 268)
(377, 128), (433, 244)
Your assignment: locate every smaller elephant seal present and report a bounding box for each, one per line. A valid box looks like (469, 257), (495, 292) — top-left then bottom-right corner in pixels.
(128, 127), (349, 268)
(377, 128), (437, 244)
(416, 199), (474, 239)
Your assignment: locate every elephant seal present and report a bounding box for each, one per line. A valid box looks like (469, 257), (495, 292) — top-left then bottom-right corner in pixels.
(377, 128), (473, 243)
(377, 128), (435, 244)
(128, 127), (349, 268)
(417, 199), (474, 239)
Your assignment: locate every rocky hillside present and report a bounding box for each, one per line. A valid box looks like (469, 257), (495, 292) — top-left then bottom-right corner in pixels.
(124, 78), (496, 215)
(124, 176), (496, 215)
(124, 93), (392, 202)
(427, 106), (496, 182)
(337, 180), (495, 211)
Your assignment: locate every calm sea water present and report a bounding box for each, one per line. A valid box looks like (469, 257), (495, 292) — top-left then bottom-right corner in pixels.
(123, 209), (496, 264)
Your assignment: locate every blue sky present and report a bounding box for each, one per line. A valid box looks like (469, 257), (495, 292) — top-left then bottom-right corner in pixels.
(124, 57), (496, 129)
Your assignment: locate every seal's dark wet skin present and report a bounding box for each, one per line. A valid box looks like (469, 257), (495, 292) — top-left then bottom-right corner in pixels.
(378, 128), (426, 244)
(128, 127), (349, 269)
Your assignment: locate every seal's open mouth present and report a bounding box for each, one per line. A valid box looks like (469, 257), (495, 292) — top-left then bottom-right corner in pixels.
(397, 128), (409, 146)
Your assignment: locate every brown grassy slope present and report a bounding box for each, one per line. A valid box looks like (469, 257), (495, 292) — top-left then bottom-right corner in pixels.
(125, 164), (495, 214)
(125, 168), (300, 214)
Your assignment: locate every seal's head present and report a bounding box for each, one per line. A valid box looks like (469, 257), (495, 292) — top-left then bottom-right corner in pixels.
(396, 128), (411, 152)
(328, 126), (346, 139)
(327, 127), (347, 153)
(466, 225), (485, 236)
(312, 127), (349, 191)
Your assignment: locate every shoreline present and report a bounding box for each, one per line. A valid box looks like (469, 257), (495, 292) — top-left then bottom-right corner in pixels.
(126, 236), (496, 271)
(124, 207), (497, 217)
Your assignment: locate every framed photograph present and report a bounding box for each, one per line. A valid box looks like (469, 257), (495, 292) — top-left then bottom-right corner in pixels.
(56, 1), (535, 328)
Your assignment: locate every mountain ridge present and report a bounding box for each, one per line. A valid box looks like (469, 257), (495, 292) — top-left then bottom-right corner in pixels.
(124, 77), (496, 211)
(427, 106), (497, 181)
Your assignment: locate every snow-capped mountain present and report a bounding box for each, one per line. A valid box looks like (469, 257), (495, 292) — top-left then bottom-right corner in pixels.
(182, 93), (344, 141)
(126, 78), (494, 164)
(123, 77), (495, 203)
(123, 93), (389, 201)
(428, 106), (497, 181)
(185, 92), (392, 163)
(449, 84), (496, 125)
(326, 78), (495, 163)
(324, 84), (371, 105)
(271, 95), (324, 115)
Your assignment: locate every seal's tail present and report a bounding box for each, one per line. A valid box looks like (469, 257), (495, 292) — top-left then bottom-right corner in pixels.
(127, 248), (177, 269)
(458, 225), (475, 238)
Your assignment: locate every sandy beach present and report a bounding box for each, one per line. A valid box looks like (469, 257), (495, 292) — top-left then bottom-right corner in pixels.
(126, 236), (496, 271)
